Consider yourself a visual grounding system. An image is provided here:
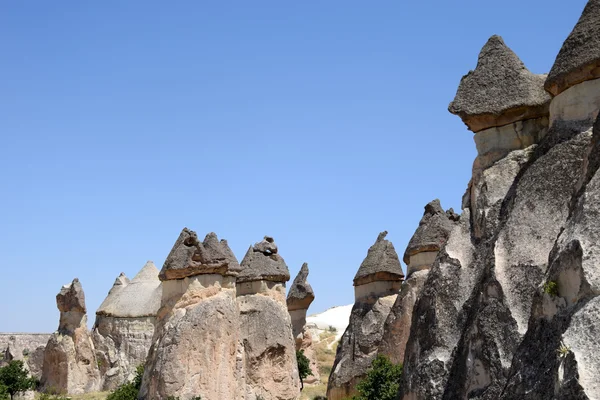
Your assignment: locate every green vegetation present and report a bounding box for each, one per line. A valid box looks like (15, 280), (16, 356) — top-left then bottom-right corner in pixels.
(0, 383), (9, 400)
(543, 281), (559, 296)
(346, 355), (403, 400)
(296, 350), (313, 391)
(0, 360), (37, 400)
(106, 365), (144, 400)
(557, 341), (571, 359)
(328, 326), (337, 333)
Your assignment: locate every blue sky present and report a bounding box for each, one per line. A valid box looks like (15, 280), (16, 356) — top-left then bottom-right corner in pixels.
(0, 0), (587, 332)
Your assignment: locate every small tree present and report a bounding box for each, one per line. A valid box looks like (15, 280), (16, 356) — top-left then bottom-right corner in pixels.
(296, 349), (313, 391)
(0, 360), (35, 400)
(350, 354), (403, 400)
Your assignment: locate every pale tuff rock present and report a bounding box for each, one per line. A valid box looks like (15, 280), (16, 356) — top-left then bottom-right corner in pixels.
(41, 279), (101, 394)
(379, 200), (458, 365)
(545, 0), (600, 96)
(0, 334), (50, 379)
(237, 236), (301, 400)
(449, 35), (551, 133)
(327, 233), (402, 400)
(287, 263), (319, 384)
(158, 228), (241, 280)
(140, 229), (241, 400)
(92, 261), (161, 390)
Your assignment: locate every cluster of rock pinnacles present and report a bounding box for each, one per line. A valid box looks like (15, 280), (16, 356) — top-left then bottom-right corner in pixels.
(8, 1), (600, 398)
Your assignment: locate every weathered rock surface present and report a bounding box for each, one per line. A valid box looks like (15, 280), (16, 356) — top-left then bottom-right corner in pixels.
(449, 35), (551, 132)
(237, 236), (300, 400)
(327, 232), (403, 400)
(0, 333), (50, 379)
(379, 200), (458, 365)
(287, 263), (319, 385)
(92, 261), (161, 390)
(41, 279), (101, 394)
(545, 0), (600, 96)
(140, 230), (241, 400)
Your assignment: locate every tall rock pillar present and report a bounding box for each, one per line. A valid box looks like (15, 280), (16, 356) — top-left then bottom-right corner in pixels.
(236, 236), (301, 400)
(327, 231), (404, 400)
(41, 279), (101, 394)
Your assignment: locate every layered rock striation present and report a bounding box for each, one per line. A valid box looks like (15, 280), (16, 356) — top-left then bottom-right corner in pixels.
(237, 236), (300, 400)
(327, 232), (403, 400)
(41, 279), (101, 394)
(92, 261), (161, 390)
(139, 229), (242, 400)
(286, 263), (319, 385)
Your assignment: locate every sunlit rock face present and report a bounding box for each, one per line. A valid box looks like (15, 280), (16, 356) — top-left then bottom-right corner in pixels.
(399, 3), (600, 399)
(236, 236), (301, 400)
(41, 279), (101, 395)
(327, 232), (403, 400)
(139, 229), (242, 400)
(92, 261), (161, 390)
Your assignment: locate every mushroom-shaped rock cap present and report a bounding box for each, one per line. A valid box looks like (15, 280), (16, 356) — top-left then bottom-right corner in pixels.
(97, 261), (162, 318)
(545, 0), (600, 96)
(287, 263), (315, 311)
(56, 278), (86, 313)
(353, 231), (404, 286)
(159, 228), (241, 280)
(449, 35), (551, 132)
(403, 200), (457, 265)
(237, 236), (291, 283)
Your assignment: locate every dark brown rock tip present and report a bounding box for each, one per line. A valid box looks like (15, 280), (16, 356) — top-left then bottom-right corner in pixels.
(449, 35), (551, 132)
(353, 231), (404, 286)
(403, 199), (458, 265)
(545, 0), (600, 96)
(287, 262), (315, 311)
(159, 228), (241, 281)
(237, 236), (291, 283)
(56, 278), (86, 313)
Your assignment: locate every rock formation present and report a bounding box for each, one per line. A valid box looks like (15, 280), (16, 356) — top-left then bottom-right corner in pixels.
(237, 236), (301, 400)
(399, 4), (600, 398)
(0, 334), (50, 380)
(327, 232), (403, 400)
(286, 263), (319, 385)
(378, 200), (458, 365)
(92, 261), (161, 390)
(41, 279), (101, 394)
(139, 229), (242, 400)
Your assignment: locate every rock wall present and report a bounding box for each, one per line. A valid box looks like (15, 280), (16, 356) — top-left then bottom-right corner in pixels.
(0, 333), (50, 380)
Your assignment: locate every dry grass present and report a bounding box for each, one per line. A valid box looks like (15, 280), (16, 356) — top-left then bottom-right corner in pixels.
(35, 392), (109, 400)
(300, 329), (339, 399)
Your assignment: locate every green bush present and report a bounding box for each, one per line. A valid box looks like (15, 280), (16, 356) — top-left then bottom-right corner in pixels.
(543, 281), (559, 296)
(0, 383), (8, 400)
(348, 354), (403, 400)
(328, 325), (337, 332)
(0, 360), (36, 400)
(106, 365), (144, 400)
(296, 349), (313, 391)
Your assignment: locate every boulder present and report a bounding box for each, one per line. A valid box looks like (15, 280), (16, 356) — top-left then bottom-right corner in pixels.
(41, 279), (101, 394)
(92, 261), (161, 390)
(237, 236), (301, 400)
(140, 230), (241, 400)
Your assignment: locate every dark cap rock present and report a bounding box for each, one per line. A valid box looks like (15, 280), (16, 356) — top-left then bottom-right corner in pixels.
(353, 231), (404, 286)
(403, 200), (457, 264)
(449, 35), (551, 132)
(287, 263), (315, 311)
(545, 0), (600, 96)
(237, 236), (291, 283)
(56, 278), (86, 313)
(159, 228), (241, 280)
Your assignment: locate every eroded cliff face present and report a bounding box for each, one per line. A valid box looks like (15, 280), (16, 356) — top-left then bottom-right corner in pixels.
(399, 3), (600, 398)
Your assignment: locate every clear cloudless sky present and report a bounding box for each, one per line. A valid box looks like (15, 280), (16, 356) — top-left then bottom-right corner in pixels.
(0, 0), (588, 332)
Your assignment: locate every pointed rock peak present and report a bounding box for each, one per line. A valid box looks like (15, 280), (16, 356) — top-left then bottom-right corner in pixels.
(114, 272), (129, 287)
(56, 278), (86, 313)
(237, 236), (290, 283)
(159, 228), (240, 280)
(546, 0), (600, 95)
(449, 35), (551, 132)
(403, 199), (458, 265)
(131, 261), (160, 283)
(353, 232), (404, 286)
(287, 262), (315, 311)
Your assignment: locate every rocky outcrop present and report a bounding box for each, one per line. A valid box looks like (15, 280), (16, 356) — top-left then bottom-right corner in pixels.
(327, 232), (403, 400)
(237, 236), (301, 400)
(378, 200), (458, 365)
(0, 334), (50, 379)
(400, 3), (600, 399)
(92, 261), (161, 390)
(41, 279), (101, 394)
(286, 263), (319, 385)
(139, 229), (241, 400)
